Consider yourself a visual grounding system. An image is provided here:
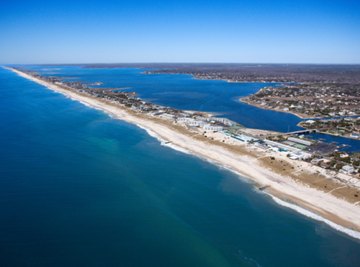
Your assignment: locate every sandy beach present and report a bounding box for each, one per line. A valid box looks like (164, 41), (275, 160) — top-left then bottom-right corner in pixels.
(7, 67), (360, 240)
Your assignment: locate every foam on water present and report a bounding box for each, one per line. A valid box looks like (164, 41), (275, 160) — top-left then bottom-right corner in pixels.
(138, 125), (192, 155)
(270, 195), (360, 240)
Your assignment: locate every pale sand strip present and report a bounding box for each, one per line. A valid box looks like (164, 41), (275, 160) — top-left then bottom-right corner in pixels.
(7, 67), (360, 239)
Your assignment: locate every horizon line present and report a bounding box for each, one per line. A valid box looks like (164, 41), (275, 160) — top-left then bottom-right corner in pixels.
(3, 62), (360, 66)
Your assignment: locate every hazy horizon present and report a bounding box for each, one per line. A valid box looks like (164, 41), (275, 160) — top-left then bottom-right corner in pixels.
(1, 0), (359, 64)
(4, 62), (360, 66)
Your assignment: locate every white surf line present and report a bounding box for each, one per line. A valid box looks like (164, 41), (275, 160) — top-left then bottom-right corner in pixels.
(270, 195), (360, 240)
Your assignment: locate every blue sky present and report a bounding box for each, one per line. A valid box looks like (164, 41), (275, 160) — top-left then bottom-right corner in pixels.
(0, 0), (359, 64)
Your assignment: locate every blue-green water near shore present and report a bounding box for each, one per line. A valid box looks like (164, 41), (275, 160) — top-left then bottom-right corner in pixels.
(1, 67), (360, 266)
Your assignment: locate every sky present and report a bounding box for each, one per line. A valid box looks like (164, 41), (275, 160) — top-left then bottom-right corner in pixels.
(0, 0), (359, 64)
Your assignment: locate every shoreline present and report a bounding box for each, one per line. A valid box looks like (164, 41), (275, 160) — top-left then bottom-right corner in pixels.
(6, 66), (360, 240)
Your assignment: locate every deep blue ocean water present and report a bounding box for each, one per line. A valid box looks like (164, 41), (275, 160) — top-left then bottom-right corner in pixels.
(1, 67), (360, 267)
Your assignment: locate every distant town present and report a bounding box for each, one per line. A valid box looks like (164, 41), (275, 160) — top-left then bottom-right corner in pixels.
(241, 83), (360, 118)
(140, 63), (360, 84)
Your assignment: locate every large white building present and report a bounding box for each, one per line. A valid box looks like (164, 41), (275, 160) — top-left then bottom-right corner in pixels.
(177, 117), (206, 127)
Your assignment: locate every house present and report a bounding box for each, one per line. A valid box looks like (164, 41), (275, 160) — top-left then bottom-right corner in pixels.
(203, 124), (223, 132)
(341, 165), (355, 174)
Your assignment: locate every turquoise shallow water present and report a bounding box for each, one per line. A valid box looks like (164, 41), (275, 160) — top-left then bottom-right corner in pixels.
(0, 67), (360, 267)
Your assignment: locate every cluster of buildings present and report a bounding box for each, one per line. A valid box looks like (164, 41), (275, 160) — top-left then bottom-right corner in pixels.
(242, 83), (360, 118)
(261, 135), (313, 160)
(176, 116), (235, 132)
(310, 151), (360, 176)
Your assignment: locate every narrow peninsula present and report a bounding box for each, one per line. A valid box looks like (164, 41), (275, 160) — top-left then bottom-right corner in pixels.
(6, 66), (360, 239)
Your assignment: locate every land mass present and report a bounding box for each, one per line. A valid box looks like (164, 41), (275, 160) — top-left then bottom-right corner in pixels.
(5, 66), (360, 240)
(240, 83), (360, 119)
(85, 63), (360, 84)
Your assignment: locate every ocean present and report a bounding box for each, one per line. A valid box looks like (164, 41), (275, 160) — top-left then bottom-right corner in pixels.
(0, 67), (360, 267)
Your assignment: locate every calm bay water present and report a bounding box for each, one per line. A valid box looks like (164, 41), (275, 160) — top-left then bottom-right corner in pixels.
(1, 67), (360, 266)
